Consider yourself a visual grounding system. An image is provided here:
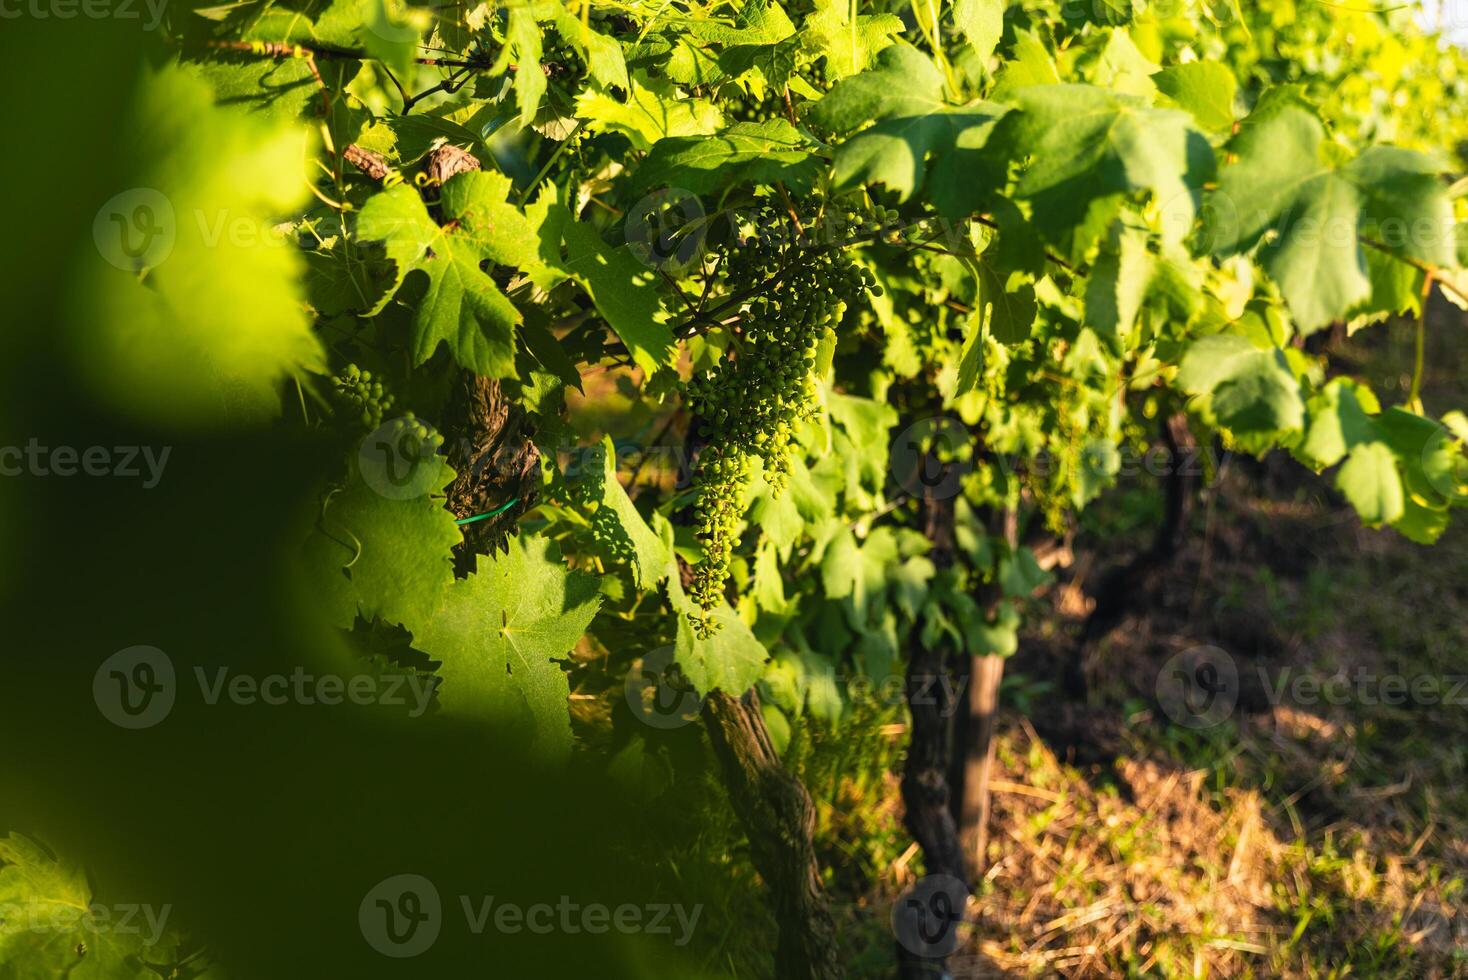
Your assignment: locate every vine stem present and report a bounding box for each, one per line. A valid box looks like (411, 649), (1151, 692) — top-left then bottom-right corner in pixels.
(182, 38), (563, 76)
(517, 121), (585, 205)
(188, 38), (483, 68)
(1359, 236), (1468, 306)
(399, 66), (470, 114)
(1409, 272), (1432, 412)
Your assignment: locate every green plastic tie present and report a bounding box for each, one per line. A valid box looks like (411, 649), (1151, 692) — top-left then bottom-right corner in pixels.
(454, 498), (520, 526)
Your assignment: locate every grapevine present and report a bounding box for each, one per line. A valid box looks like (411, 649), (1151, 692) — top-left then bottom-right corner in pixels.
(15, 2), (1468, 978)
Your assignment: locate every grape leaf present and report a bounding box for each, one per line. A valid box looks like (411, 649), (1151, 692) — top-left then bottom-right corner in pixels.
(956, 264), (1038, 393)
(889, 555), (937, 619)
(759, 647), (843, 723)
(0, 833), (203, 978)
(752, 540), (794, 618)
(183, 6), (351, 122)
(813, 47), (1007, 214)
(658, 520), (768, 695)
(999, 546), (1052, 597)
(1086, 225), (1206, 353)
(1063, 0), (1132, 27)
(749, 454), (836, 552)
(371, 114), (491, 165)
(676, 0), (795, 45)
(812, 43), (949, 127)
(356, 172), (537, 377)
(1089, 28), (1158, 98)
(522, 189), (674, 375)
(507, 3), (546, 129)
(1376, 407), (1463, 507)
(1001, 84), (1214, 251)
(1153, 62), (1237, 131)
(665, 0), (798, 88)
(953, 0), (1004, 63)
(989, 29), (1060, 99)
(979, 264), (1038, 344)
(303, 453), (461, 631)
(802, 0), (905, 79)
(73, 66), (325, 427)
(632, 120), (819, 195)
(559, 219), (675, 375)
(305, 240), (396, 316)
(1084, 223), (1155, 349)
(576, 74), (722, 151)
(578, 436), (670, 590)
(960, 601), (1020, 657)
(821, 526), (905, 629)
(717, 36), (803, 89)
(1205, 105), (1454, 333)
(827, 393), (899, 492)
(1177, 334), (1305, 434)
(416, 536), (602, 757)
(1299, 378), (1383, 467)
(1336, 442), (1405, 526)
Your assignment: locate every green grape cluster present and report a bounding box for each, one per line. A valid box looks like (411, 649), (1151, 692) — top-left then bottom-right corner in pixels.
(392, 411), (445, 456)
(820, 200), (911, 250)
(686, 447), (751, 634)
(803, 58), (835, 92)
(542, 32), (587, 78)
(332, 363), (394, 430)
(682, 215), (873, 634)
(728, 88), (786, 124)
